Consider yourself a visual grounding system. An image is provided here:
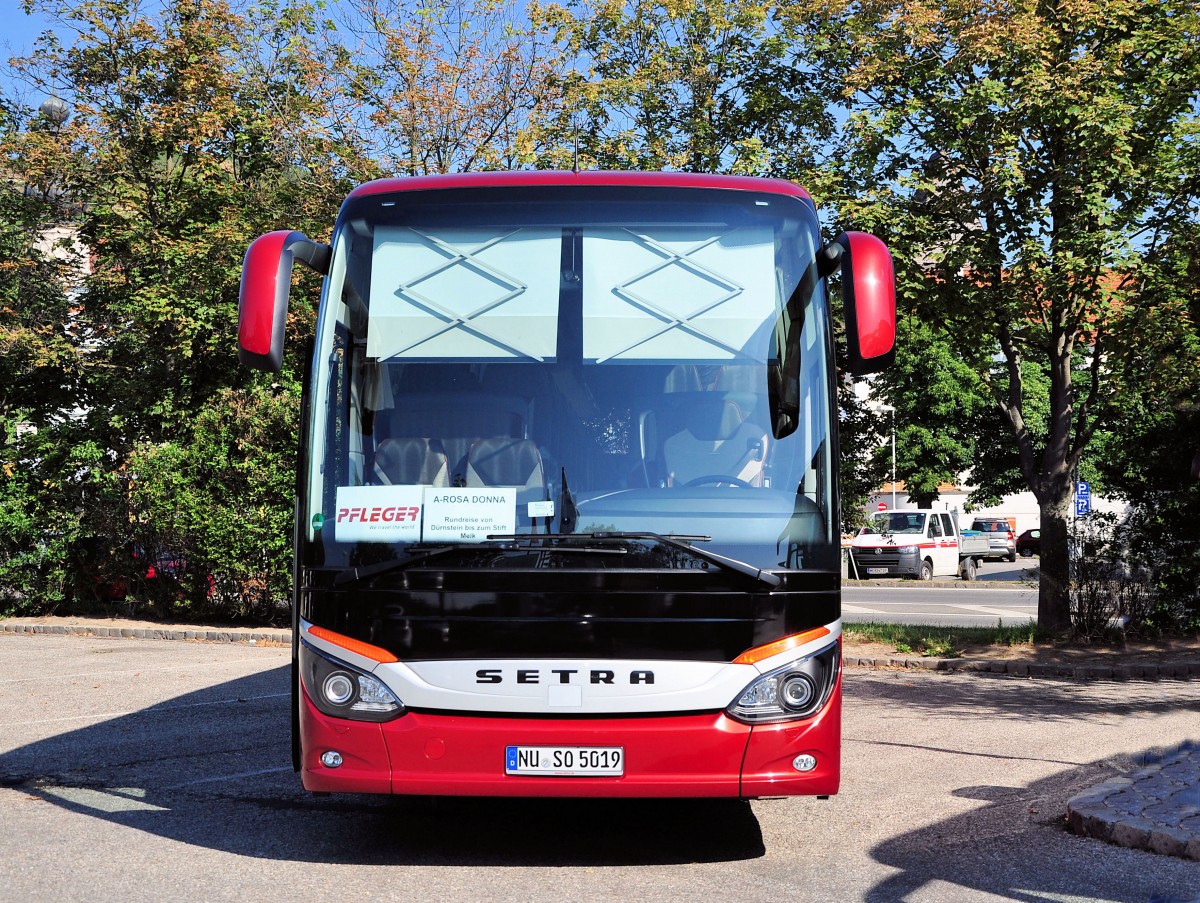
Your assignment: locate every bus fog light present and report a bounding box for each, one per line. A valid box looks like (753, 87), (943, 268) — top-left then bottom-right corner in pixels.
(321, 751), (344, 768)
(793, 754), (817, 772)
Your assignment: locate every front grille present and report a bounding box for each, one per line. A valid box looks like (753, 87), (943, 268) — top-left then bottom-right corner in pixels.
(852, 549), (901, 567)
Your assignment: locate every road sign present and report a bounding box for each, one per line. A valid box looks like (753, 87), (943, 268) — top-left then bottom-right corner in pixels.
(877, 502), (887, 511)
(1075, 481), (1092, 516)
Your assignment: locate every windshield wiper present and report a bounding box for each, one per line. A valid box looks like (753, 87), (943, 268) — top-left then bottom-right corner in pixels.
(486, 531), (782, 589)
(331, 539), (628, 588)
(333, 545), (462, 586)
(593, 531), (782, 589)
(332, 532), (779, 590)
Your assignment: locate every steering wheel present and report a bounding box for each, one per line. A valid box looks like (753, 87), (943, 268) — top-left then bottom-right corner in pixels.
(683, 475), (754, 488)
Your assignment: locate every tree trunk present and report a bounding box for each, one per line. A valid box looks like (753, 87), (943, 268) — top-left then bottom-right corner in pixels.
(1037, 489), (1074, 634)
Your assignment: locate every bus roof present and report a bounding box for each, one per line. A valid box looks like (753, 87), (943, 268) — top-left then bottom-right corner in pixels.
(346, 170), (813, 202)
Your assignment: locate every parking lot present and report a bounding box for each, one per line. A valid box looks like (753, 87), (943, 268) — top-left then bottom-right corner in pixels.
(2, 632), (1198, 902)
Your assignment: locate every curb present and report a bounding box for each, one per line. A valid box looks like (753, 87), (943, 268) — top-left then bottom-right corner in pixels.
(0, 621), (290, 645)
(843, 655), (1200, 681)
(843, 578), (1039, 589)
(1066, 742), (1200, 861)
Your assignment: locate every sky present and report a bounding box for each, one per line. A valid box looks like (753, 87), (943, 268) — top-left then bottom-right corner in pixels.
(3, 2), (53, 53)
(2, 2), (67, 109)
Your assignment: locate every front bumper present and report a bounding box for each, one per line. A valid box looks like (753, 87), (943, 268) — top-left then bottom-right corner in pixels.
(850, 548), (921, 577)
(298, 676), (841, 798)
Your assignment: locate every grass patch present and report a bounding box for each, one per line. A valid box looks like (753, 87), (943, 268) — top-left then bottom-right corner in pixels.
(844, 620), (1044, 658)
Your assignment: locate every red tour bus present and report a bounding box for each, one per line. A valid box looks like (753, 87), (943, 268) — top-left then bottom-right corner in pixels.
(238, 171), (895, 797)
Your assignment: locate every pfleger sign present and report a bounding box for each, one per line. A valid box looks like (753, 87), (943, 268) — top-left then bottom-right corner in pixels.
(334, 485), (424, 542)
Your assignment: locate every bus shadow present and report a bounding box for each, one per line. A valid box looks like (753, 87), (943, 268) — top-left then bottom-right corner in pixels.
(0, 666), (764, 865)
(373, 795), (764, 865)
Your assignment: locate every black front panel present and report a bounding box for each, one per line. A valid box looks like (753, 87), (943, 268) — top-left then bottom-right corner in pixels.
(302, 569), (838, 662)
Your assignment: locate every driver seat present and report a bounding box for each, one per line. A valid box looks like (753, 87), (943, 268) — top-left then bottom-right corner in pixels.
(662, 397), (769, 487)
(464, 437), (547, 499)
(462, 437), (549, 530)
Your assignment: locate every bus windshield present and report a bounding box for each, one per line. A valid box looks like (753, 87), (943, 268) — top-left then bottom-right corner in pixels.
(303, 184), (837, 573)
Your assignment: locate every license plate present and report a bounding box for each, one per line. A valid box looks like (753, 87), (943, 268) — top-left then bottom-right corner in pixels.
(505, 746), (624, 776)
(867, 567), (888, 575)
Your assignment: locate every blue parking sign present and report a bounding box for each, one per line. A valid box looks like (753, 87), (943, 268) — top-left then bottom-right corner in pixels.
(1076, 497), (1091, 516)
(1076, 481), (1090, 498)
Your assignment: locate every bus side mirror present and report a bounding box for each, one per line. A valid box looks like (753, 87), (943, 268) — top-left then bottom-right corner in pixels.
(238, 230), (331, 372)
(823, 232), (896, 376)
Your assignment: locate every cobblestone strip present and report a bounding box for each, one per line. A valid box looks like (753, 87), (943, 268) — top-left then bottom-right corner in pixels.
(0, 621), (291, 645)
(843, 655), (1200, 681)
(1066, 743), (1200, 861)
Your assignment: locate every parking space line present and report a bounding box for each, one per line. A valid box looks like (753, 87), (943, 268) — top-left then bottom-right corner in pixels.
(165, 766), (293, 789)
(0, 692), (289, 728)
(0, 657), (286, 686)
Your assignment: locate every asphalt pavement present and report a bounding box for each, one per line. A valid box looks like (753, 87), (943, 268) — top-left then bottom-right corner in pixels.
(3, 616), (1199, 866)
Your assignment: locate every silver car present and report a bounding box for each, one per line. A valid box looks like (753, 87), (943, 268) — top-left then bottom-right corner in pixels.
(970, 518), (1017, 562)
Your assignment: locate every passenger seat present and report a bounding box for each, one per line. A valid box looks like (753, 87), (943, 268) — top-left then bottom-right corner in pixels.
(373, 437), (450, 486)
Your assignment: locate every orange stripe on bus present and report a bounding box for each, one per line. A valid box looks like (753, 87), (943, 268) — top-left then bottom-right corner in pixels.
(733, 627), (832, 665)
(308, 625), (399, 663)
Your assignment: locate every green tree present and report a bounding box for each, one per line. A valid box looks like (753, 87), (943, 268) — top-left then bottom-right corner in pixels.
(331, 0), (565, 174)
(1089, 224), (1200, 626)
(535, 0), (833, 177)
(0, 106), (79, 436)
(868, 316), (993, 508)
(837, 382), (889, 532)
(535, 0), (882, 530)
(0, 94), (89, 612)
(126, 384), (300, 620)
(3, 0), (353, 615)
(965, 356), (1056, 508)
(792, 0), (1200, 632)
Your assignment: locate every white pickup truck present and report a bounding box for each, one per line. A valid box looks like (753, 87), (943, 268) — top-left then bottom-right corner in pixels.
(849, 509), (990, 581)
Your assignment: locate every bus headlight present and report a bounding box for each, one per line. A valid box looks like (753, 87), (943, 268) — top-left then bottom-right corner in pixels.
(322, 672), (356, 705)
(780, 673), (817, 708)
(300, 641), (406, 722)
(726, 641), (839, 724)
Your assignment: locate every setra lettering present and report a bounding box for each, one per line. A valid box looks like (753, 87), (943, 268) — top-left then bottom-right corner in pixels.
(474, 668), (655, 685)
